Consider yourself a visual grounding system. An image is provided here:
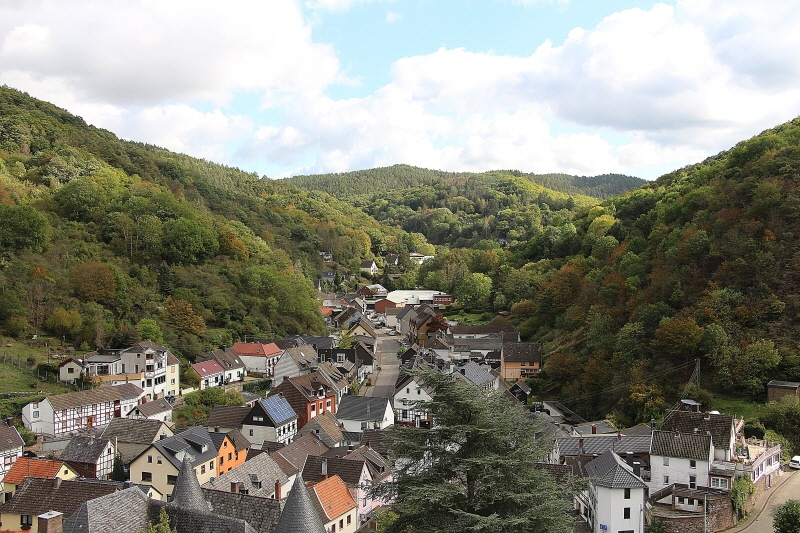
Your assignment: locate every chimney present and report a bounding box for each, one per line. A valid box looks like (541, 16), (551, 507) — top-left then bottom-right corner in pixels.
(625, 452), (634, 467)
(617, 431), (622, 441)
(578, 438), (584, 451)
(591, 424), (597, 434)
(650, 419), (656, 430)
(633, 462), (641, 478)
(231, 481), (239, 494)
(321, 459), (328, 477)
(37, 511), (63, 533)
(123, 481), (132, 489)
(704, 411), (711, 420)
(274, 479), (282, 500)
(53, 477), (62, 490)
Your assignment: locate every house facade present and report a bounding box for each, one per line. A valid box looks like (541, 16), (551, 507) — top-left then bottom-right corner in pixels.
(191, 359), (226, 390)
(335, 396), (394, 432)
(500, 342), (542, 381)
(584, 450), (648, 533)
(21, 383), (144, 437)
(393, 374), (433, 428)
(0, 422), (23, 483)
(232, 341), (283, 376)
(60, 436), (115, 480)
(240, 395), (299, 446)
(268, 372), (338, 429)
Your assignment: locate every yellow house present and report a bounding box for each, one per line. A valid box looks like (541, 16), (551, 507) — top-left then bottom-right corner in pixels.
(2, 457), (78, 499)
(500, 342), (542, 382)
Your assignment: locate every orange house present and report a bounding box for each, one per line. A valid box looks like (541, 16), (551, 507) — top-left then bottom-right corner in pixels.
(211, 428), (250, 475)
(500, 342), (542, 382)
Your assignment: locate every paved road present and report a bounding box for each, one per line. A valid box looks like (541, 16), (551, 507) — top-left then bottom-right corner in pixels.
(363, 331), (401, 398)
(730, 468), (800, 533)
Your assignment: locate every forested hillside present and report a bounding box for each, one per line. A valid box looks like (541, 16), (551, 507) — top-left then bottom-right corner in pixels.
(0, 87), (418, 367)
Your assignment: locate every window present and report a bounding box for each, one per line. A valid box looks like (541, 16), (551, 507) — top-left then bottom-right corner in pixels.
(331, 524), (336, 533)
(663, 475), (669, 485)
(201, 465), (206, 474)
(249, 429), (254, 436)
(402, 410), (408, 419)
(167, 475), (177, 485)
(689, 475), (696, 489)
(339, 519), (344, 529)
(147, 455), (153, 463)
(677, 497), (685, 504)
(253, 416), (264, 422)
(624, 488), (631, 499)
(32, 411), (39, 418)
(623, 507), (630, 519)
(689, 459), (696, 468)
(688, 498), (695, 505)
(711, 477), (728, 489)
(210, 460), (214, 470)
(67, 367), (74, 374)
(220, 456), (225, 466)
(663, 457), (669, 466)
(141, 471), (152, 482)
(347, 514), (351, 525)
(157, 456), (162, 464)
(520, 361), (526, 366)
(228, 452), (232, 460)
(311, 404), (316, 412)
(21, 515), (33, 527)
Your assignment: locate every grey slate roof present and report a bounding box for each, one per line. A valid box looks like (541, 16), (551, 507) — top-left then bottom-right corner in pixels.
(661, 410), (735, 449)
(301, 455), (366, 486)
(130, 398), (173, 418)
(272, 433), (329, 470)
(557, 435), (653, 456)
(586, 450), (647, 489)
(0, 420), (25, 452)
(274, 478), (327, 533)
(200, 489), (283, 533)
(335, 396), (389, 423)
(153, 500), (258, 533)
(63, 486), (151, 533)
(296, 411), (344, 448)
(150, 426), (218, 470)
(453, 362), (496, 387)
(767, 380), (800, 389)
(650, 430), (713, 461)
(101, 418), (171, 445)
(501, 342), (542, 363)
(202, 452), (289, 498)
(61, 436), (112, 463)
(208, 405), (251, 428)
(171, 455), (211, 511)
(48, 383), (143, 411)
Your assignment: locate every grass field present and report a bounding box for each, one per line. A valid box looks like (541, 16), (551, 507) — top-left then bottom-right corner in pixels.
(711, 394), (765, 422)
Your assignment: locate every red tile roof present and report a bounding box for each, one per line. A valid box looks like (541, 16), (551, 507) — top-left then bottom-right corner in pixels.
(232, 342), (282, 357)
(4, 457), (74, 485)
(191, 359), (225, 377)
(308, 475), (357, 521)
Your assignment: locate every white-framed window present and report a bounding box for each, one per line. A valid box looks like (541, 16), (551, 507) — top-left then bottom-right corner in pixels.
(689, 475), (696, 489)
(689, 459), (696, 468)
(711, 477), (728, 489)
(663, 475), (669, 485)
(663, 457), (669, 466)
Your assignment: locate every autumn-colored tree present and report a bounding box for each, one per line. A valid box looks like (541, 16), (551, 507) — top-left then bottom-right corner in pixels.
(71, 261), (117, 302)
(163, 297), (205, 335)
(219, 231), (249, 261)
(45, 307), (82, 340)
(427, 313), (449, 333)
(652, 316), (703, 365)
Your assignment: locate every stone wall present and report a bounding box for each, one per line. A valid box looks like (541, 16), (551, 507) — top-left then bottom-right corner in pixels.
(655, 497), (735, 533)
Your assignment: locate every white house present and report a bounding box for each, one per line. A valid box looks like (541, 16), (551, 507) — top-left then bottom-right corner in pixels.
(231, 342), (283, 377)
(0, 422), (24, 482)
(649, 430), (714, 494)
(335, 396), (394, 432)
(240, 395), (299, 446)
(191, 360), (225, 390)
(584, 450), (648, 533)
(21, 383), (144, 437)
(393, 374), (433, 428)
(126, 397), (173, 423)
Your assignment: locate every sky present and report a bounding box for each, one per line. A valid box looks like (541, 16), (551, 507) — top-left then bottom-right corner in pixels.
(2, 1), (800, 181)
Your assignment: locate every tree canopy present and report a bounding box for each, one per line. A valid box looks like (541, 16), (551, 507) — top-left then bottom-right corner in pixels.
(370, 368), (582, 533)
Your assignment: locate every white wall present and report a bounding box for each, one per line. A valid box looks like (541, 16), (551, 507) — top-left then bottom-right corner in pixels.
(648, 454), (710, 495)
(593, 486), (645, 533)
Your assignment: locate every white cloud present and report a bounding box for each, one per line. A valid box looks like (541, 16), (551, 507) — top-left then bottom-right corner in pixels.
(386, 11), (402, 24)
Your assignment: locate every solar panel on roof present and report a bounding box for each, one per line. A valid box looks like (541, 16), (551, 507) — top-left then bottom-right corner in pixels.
(263, 396), (296, 424)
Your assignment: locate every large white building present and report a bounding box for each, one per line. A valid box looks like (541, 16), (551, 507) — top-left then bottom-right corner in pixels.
(21, 383), (144, 437)
(584, 450), (648, 533)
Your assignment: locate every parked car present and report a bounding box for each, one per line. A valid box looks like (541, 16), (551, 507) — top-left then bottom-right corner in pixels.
(789, 456), (800, 469)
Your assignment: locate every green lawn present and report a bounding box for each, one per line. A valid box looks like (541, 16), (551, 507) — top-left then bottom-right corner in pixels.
(711, 394), (765, 422)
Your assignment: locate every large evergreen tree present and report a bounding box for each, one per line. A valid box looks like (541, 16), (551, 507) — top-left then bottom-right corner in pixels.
(370, 368), (583, 533)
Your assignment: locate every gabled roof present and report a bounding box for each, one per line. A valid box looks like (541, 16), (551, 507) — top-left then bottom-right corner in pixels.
(274, 479), (326, 533)
(301, 455), (366, 486)
(0, 421), (24, 452)
(63, 486), (150, 533)
(200, 347), (247, 370)
(4, 457), (75, 484)
(661, 410), (735, 449)
(231, 342), (282, 358)
(274, 372), (336, 402)
(296, 411), (344, 447)
(260, 395), (299, 426)
(211, 428), (250, 452)
(101, 418), (172, 445)
(61, 436), (113, 464)
(46, 383), (143, 411)
(207, 405), (250, 428)
(343, 445), (391, 481)
(585, 450), (647, 489)
(282, 345), (320, 369)
(130, 398), (173, 418)
(149, 426), (218, 470)
(348, 319), (376, 338)
(272, 433), (329, 470)
(191, 359), (225, 377)
(0, 477), (119, 517)
(309, 475), (357, 521)
(453, 362), (496, 387)
(766, 380), (800, 389)
(651, 430), (713, 460)
(202, 452), (289, 498)
(556, 435), (653, 457)
(336, 396), (390, 423)
(501, 342), (542, 363)
(360, 429), (390, 458)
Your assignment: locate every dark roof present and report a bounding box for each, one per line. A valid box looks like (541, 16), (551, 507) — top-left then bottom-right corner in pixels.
(343, 445), (391, 481)
(0, 477), (119, 517)
(272, 433), (329, 470)
(624, 424), (654, 437)
(0, 421), (24, 452)
(131, 398), (173, 418)
(260, 395), (299, 426)
(63, 486), (151, 533)
(767, 380), (800, 389)
(172, 455), (211, 511)
(453, 362), (496, 387)
(359, 429), (389, 457)
(537, 463), (579, 484)
(557, 435), (653, 456)
(101, 418), (171, 444)
(585, 450), (647, 489)
(274, 477), (326, 533)
(61, 436), (112, 463)
(226, 428), (251, 451)
(501, 342), (542, 363)
(301, 455), (366, 486)
(208, 406), (251, 428)
(200, 489), (283, 533)
(150, 426), (218, 470)
(451, 324), (518, 335)
(151, 500), (257, 533)
(661, 410), (735, 449)
(335, 396), (390, 423)
(47, 383), (143, 411)
(651, 430), (713, 460)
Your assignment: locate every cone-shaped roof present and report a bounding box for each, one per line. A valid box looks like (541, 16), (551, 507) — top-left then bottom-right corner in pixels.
(170, 455), (209, 511)
(274, 482), (326, 533)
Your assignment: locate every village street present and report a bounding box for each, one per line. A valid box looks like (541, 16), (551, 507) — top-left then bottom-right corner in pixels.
(362, 330), (401, 399)
(728, 468), (800, 533)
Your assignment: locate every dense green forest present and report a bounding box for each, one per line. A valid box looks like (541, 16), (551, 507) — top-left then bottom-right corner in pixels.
(0, 86), (425, 368)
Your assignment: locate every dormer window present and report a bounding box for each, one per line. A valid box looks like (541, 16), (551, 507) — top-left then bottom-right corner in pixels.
(317, 388), (324, 398)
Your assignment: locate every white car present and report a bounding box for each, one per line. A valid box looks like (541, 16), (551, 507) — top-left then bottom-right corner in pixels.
(789, 456), (800, 469)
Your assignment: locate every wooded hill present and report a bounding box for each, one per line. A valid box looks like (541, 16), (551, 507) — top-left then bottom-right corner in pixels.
(0, 86), (419, 368)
